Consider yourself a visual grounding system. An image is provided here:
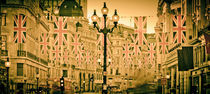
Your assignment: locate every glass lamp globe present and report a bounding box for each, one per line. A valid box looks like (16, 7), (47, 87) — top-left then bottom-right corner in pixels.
(101, 2), (109, 15)
(112, 10), (119, 22)
(91, 10), (99, 22)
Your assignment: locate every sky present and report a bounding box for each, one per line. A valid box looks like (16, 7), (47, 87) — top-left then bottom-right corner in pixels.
(87, 0), (158, 33)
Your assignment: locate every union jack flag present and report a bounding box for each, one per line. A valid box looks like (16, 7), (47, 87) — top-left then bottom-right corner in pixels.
(142, 53), (149, 72)
(130, 34), (141, 56)
(97, 17), (110, 29)
(134, 16), (148, 45)
(14, 14), (27, 43)
(53, 16), (68, 45)
(40, 33), (50, 54)
(172, 15), (187, 43)
(63, 48), (69, 63)
(71, 33), (81, 54)
(85, 51), (91, 64)
(52, 46), (61, 61)
(96, 33), (111, 46)
(159, 32), (168, 54)
(122, 43), (132, 63)
(93, 56), (97, 65)
(137, 60), (142, 69)
(96, 33), (112, 58)
(147, 43), (156, 63)
(76, 43), (84, 64)
(76, 51), (83, 64)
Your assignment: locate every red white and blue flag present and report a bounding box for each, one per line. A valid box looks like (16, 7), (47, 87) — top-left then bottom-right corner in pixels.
(159, 32), (168, 54)
(97, 17), (110, 29)
(85, 51), (91, 64)
(53, 17), (68, 45)
(76, 43), (84, 64)
(147, 43), (156, 63)
(130, 33), (141, 56)
(71, 33), (81, 54)
(40, 33), (50, 54)
(134, 16), (148, 45)
(96, 33), (112, 59)
(63, 48), (69, 63)
(14, 14), (27, 43)
(52, 46), (61, 61)
(123, 43), (132, 63)
(172, 15), (187, 43)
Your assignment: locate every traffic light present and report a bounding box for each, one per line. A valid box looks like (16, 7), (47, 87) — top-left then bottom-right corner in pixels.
(60, 76), (65, 91)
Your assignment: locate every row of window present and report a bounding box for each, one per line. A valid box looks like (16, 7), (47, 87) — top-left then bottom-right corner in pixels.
(194, 46), (208, 67)
(17, 63), (47, 79)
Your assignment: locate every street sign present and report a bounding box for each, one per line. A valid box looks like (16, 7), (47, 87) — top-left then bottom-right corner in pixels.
(161, 78), (166, 85)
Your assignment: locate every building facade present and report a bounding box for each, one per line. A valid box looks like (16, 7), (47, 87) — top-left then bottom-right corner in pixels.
(155, 0), (210, 94)
(0, 0), (160, 94)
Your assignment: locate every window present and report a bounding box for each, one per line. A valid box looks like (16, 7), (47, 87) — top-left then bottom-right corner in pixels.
(116, 68), (119, 75)
(1, 35), (7, 56)
(36, 68), (39, 74)
(129, 82), (132, 86)
(110, 68), (113, 74)
(17, 63), (23, 76)
(116, 41), (119, 45)
(117, 49), (120, 54)
(63, 70), (68, 77)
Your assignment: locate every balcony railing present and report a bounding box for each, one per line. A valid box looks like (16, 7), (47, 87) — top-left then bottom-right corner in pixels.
(17, 50), (26, 57)
(17, 50), (48, 66)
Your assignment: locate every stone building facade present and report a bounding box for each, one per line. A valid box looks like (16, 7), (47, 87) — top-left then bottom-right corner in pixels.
(0, 0), (159, 93)
(155, 0), (210, 94)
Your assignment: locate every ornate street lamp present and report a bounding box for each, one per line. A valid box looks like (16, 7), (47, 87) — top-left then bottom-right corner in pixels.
(36, 74), (39, 93)
(83, 80), (85, 92)
(5, 57), (11, 94)
(91, 2), (119, 93)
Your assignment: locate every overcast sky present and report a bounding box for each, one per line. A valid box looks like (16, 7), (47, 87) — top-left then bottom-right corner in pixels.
(87, 0), (158, 33)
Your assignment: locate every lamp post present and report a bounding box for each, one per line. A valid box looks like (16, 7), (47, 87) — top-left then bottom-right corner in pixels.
(46, 73), (50, 94)
(91, 3), (119, 94)
(24, 79), (27, 94)
(166, 74), (170, 94)
(90, 75), (94, 92)
(36, 74), (39, 93)
(5, 57), (11, 94)
(83, 80), (85, 92)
